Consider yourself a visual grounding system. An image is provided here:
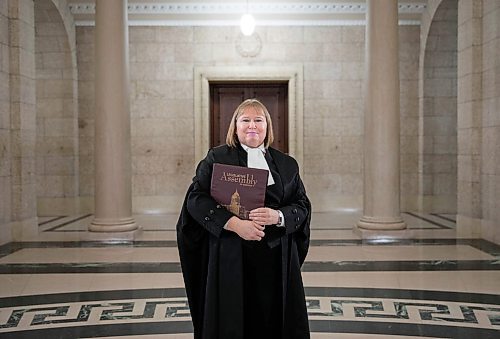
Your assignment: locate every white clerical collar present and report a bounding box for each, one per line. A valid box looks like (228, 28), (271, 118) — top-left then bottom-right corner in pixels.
(241, 144), (275, 186)
(241, 143), (265, 153)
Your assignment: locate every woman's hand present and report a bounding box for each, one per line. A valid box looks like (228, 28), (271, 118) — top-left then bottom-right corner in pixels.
(249, 207), (279, 226)
(227, 216), (265, 241)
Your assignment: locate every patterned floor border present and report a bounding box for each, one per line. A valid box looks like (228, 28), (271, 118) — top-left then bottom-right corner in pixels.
(0, 287), (499, 338)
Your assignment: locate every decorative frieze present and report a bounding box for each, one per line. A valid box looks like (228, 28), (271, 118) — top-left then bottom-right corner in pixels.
(68, 2), (426, 26)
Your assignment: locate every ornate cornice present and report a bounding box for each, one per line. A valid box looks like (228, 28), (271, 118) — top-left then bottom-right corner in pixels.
(68, 1), (426, 26)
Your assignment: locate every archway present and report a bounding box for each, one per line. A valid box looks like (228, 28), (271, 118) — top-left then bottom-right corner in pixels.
(34, 0), (78, 216)
(420, 0), (458, 213)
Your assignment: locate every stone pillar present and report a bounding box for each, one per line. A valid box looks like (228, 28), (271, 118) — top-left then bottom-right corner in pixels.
(90, 0), (137, 232)
(357, 0), (406, 230)
(456, 0), (483, 237)
(8, 0), (38, 241)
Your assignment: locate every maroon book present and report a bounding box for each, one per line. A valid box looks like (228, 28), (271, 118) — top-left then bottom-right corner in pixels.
(210, 163), (268, 219)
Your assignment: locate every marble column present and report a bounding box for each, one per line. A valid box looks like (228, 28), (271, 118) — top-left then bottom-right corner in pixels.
(357, 0), (406, 230)
(90, 0), (137, 232)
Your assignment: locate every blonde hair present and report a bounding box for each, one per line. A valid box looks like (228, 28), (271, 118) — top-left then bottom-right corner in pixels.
(225, 98), (274, 148)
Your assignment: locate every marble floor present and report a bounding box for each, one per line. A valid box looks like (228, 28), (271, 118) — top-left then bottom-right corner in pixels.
(0, 211), (499, 338)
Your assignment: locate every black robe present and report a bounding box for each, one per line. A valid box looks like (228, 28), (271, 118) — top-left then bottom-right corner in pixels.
(176, 144), (311, 339)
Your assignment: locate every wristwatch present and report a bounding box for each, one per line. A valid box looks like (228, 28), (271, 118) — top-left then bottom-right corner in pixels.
(277, 210), (283, 226)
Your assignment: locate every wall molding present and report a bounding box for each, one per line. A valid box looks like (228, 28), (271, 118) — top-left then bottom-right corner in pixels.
(69, 1), (426, 26)
(193, 65), (304, 172)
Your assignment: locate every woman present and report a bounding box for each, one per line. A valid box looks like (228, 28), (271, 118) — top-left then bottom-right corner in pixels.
(177, 99), (311, 339)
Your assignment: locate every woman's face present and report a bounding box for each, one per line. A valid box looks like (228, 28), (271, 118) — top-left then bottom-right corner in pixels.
(236, 106), (267, 148)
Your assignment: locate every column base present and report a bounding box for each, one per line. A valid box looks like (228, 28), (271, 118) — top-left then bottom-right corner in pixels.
(353, 226), (413, 241)
(89, 217), (138, 232)
(356, 215), (407, 230)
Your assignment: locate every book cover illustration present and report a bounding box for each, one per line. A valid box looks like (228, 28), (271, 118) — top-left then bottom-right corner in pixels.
(210, 163), (268, 219)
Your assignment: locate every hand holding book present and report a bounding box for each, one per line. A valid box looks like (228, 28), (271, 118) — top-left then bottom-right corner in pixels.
(225, 217), (265, 241)
(248, 207), (280, 226)
(211, 163), (269, 241)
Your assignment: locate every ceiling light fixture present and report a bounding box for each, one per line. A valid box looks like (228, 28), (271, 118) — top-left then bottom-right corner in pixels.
(240, 0), (255, 36)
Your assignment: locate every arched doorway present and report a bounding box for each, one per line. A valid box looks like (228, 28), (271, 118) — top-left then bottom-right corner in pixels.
(34, 0), (78, 216)
(421, 0), (458, 214)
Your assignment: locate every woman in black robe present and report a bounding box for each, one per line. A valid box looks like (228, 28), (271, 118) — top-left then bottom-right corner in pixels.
(177, 98), (311, 339)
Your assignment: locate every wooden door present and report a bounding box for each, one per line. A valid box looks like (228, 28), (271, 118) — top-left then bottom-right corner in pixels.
(210, 82), (288, 153)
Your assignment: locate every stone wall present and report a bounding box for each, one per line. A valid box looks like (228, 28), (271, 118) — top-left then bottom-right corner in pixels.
(479, 0), (500, 243)
(0, 0), (37, 244)
(0, 2), (11, 239)
(456, 0), (483, 236)
(454, 0), (500, 244)
(35, 0), (79, 216)
(422, 0), (458, 213)
(76, 25), (421, 214)
(399, 26), (421, 212)
(76, 27), (93, 213)
(0, 1), (497, 244)
(0, 0), (76, 245)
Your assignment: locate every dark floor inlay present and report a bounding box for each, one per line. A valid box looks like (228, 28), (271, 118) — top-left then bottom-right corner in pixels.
(430, 213), (457, 224)
(0, 288), (499, 338)
(38, 216), (67, 227)
(1, 259), (499, 274)
(403, 212), (453, 229)
(43, 214), (93, 232)
(1, 238), (499, 252)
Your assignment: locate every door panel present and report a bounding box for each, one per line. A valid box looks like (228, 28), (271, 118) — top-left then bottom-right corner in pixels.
(210, 82), (288, 153)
